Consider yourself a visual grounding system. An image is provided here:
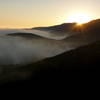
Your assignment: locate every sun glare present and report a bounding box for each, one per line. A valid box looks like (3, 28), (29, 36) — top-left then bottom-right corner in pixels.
(66, 13), (92, 25)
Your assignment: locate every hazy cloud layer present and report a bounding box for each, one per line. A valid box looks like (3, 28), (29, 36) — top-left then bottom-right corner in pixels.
(0, 29), (99, 83)
(0, 29), (98, 66)
(0, 33), (74, 66)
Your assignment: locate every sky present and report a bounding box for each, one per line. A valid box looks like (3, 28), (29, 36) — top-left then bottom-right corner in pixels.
(0, 0), (100, 28)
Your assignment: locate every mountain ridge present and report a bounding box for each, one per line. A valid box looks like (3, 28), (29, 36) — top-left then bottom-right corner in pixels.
(32, 19), (100, 33)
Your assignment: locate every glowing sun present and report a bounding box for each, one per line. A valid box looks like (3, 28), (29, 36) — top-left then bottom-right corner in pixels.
(66, 13), (92, 25)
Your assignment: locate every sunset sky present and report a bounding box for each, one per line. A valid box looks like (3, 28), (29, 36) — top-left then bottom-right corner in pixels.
(0, 0), (100, 28)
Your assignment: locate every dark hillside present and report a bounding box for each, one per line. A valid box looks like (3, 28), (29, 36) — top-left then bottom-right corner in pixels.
(1, 40), (100, 88)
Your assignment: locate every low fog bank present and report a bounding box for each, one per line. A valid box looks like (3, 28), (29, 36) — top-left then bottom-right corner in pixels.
(0, 29), (74, 40)
(0, 28), (99, 66)
(0, 35), (77, 66)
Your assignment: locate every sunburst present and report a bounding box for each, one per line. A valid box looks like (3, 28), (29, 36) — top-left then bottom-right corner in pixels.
(65, 13), (92, 25)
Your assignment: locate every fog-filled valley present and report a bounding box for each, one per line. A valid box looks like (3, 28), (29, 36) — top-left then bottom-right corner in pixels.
(0, 19), (100, 86)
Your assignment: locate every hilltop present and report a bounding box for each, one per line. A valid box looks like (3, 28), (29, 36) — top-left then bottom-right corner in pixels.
(33, 19), (100, 33)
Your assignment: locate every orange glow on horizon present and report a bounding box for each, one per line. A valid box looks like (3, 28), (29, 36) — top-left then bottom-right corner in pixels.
(65, 13), (93, 25)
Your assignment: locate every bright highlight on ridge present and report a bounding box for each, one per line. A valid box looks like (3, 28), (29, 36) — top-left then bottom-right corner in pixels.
(66, 13), (92, 25)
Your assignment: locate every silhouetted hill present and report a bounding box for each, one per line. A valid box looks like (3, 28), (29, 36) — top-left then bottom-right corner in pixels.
(33, 19), (100, 34)
(83, 19), (100, 33)
(7, 32), (41, 38)
(33, 23), (77, 32)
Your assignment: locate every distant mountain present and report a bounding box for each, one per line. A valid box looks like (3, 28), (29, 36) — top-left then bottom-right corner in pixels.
(33, 23), (77, 32)
(6, 19), (100, 40)
(7, 32), (41, 38)
(73, 19), (100, 32)
(33, 19), (100, 33)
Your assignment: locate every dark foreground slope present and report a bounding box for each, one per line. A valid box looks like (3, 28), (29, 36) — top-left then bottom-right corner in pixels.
(1, 40), (100, 88)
